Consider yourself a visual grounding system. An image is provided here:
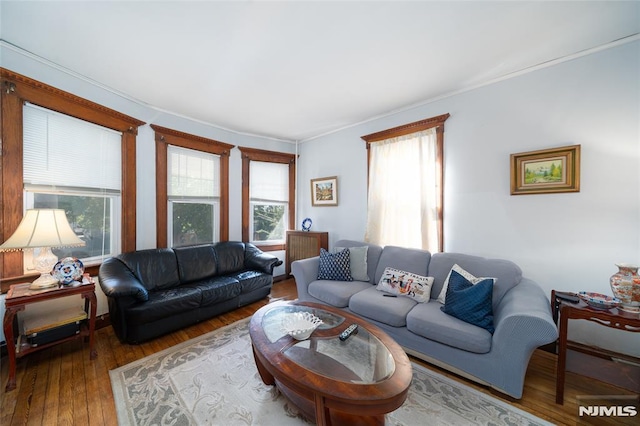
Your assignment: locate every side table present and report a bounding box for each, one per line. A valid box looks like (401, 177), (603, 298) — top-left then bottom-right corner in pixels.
(3, 282), (98, 391)
(551, 290), (640, 404)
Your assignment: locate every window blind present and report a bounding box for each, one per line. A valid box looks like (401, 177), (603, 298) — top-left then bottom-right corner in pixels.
(23, 103), (122, 190)
(250, 161), (288, 202)
(168, 145), (220, 197)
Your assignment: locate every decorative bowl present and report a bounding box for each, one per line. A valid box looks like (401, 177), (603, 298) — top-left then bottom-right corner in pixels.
(281, 311), (323, 340)
(578, 292), (620, 310)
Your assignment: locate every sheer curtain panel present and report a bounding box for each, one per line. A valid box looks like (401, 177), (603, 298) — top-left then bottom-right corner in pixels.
(365, 128), (439, 251)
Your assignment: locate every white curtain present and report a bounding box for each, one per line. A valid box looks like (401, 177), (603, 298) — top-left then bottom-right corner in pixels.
(365, 128), (439, 251)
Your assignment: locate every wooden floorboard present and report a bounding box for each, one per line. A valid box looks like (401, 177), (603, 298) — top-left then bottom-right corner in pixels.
(1, 278), (637, 425)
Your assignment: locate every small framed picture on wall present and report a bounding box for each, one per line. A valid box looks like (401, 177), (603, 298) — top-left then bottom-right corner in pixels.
(510, 145), (580, 195)
(310, 176), (338, 206)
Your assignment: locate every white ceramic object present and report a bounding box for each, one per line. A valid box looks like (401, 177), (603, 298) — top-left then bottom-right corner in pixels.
(281, 311), (323, 340)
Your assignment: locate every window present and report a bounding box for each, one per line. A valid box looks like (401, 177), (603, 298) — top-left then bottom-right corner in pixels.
(361, 114), (449, 252)
(238, 147), (295, 250)
(152, 124), (233, 247)
(249, 161), (289, 244)
(167, 145), (219, 247)
(22, 103), (122, 267)
(0, 69), (143, 289)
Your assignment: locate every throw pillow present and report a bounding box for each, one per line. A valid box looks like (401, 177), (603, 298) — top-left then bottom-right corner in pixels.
(376, 267), (434, 303)
(335, 246), (369, 281)
(441, 269), (495, 333)
(317, 248), (353, 281)
(437, 264), (496, 304)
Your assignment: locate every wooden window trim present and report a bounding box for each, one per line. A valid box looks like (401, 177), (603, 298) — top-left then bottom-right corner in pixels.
(238, 146), (296, 251)
(0, 69), (144, 291)
(152, 124), (234, 248)
(361, 113), (450, 252)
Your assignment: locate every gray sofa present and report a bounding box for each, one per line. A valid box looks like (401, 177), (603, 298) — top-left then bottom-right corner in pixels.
(291, 239), (557, 399)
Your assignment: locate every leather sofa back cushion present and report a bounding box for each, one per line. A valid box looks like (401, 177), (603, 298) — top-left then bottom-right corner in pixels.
(429, 253), (522, 310)
(117, 248), (180, 290)
(214, 241), (246, 275)
(174, 244), (218, 283)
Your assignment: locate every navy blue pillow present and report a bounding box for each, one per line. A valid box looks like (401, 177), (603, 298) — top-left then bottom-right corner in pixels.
(317, 248), (353, 281)
(441, 269), (494, 334)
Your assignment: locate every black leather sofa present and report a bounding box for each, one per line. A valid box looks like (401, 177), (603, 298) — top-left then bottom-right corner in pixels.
(98, 241), (282, 344)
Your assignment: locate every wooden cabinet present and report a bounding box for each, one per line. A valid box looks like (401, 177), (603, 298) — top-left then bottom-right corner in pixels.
(286, 231), (328, 276)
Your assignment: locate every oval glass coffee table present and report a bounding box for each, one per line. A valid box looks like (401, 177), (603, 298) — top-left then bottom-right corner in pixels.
(249, 301), (412, 426)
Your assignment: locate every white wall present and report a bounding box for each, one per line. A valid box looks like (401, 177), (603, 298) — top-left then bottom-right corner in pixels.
(297, 41), (640, 355)
(0, 44), (295, 319)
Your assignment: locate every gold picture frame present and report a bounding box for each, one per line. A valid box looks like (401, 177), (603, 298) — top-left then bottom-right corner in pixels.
(510, 145), (580, 195)
(310, 176), (338, 206)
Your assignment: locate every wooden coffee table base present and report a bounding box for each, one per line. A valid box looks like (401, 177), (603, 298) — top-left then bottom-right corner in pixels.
(277, 380), (385, 426)
(252, 346), (385, 426)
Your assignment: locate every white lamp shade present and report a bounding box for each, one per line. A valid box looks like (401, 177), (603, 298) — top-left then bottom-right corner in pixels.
(0, 209), (86, 251)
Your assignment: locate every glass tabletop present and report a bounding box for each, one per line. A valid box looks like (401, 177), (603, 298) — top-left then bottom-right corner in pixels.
(261, 305), (396, 384)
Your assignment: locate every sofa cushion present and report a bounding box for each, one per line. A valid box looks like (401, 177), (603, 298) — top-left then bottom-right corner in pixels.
(406, 302), (492, 354)
(126, 286), (202, 324)
(308, 280), (371, 308)
(317, 248), (353, 281)
(441, 270), (495, 334)
(429, 252), (522, 310)
(174, 244), (217, 283)
(228, 270), (271, 295)
(214, 241), (246, 275)
(117, 248), (180, 291)
(181, 276), (241, 306)
(376, 267), (433, 303)
(373, 246), (431, 285)
(436, 264), (495, 304)
(349, 287), (417, 327)
(335, 245), (369, 281)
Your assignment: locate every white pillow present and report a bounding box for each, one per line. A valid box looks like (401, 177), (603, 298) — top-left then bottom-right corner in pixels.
(376, 267), (433, 303)
(437, 264), (496, 304)
(334, 246), (369, 281)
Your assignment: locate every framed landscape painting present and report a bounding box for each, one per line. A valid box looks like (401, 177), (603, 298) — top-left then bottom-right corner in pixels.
(510, 145), (581, 195)
(311, 176), (338, 206)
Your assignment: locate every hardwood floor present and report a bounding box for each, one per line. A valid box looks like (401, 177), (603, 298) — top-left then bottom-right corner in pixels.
(1, 278), (637, 425)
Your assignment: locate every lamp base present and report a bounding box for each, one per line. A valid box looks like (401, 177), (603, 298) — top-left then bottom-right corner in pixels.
(29, 273), (59, 290)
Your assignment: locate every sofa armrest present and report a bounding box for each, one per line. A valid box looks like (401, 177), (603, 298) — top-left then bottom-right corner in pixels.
(244, 243), (283, 274)
(489, 278), (558, 397)
(493, 278), (557, 346)
(98, 257), (149, 302)
(291, 256), (320, 300)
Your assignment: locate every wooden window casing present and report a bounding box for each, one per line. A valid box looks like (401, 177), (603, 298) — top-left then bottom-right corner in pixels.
(152, 124), (234, 247)
(361, 113), (450, 252)
(238, 147), (296, 252)
(0, 69), (145, 291)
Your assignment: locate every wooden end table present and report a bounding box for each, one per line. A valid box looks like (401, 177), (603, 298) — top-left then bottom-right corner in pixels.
(552, 290), (640, 404)
(249, 301), (412, 426)
(3, 281), (98, 391)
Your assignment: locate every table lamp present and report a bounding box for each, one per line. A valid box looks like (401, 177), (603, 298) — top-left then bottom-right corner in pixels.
(0, 209), (86, 289)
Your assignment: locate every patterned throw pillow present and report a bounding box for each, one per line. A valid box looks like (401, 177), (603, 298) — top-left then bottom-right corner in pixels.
(317, 248), (353, 281)
(376, 267), (434, 303)
(441, 269), (495, 333)
(437, 264), (496, 304)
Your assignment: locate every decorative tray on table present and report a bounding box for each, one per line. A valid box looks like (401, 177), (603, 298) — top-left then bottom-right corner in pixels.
(578, 292), (620, 310)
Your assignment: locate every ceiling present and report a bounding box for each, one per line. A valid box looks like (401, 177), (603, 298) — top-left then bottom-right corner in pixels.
(1, 1), (638, 142)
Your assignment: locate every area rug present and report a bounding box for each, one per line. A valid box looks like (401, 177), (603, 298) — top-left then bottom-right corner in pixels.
(110, 318), (551, 426)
